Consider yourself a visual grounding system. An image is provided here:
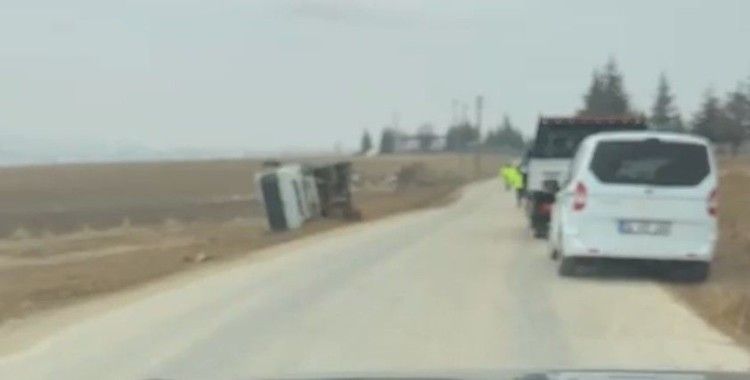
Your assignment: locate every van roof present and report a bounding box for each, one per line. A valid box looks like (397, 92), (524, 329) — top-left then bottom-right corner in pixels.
(583, 131), (710, 146)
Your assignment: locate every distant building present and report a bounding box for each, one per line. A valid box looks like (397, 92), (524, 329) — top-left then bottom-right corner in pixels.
(392, 132), (446, 153)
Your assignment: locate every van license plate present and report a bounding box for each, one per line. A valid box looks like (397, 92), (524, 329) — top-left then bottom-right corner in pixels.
(618, 220), (671, 235)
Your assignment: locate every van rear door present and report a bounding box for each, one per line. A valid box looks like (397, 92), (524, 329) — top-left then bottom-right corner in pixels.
(577, 138), (716, 257)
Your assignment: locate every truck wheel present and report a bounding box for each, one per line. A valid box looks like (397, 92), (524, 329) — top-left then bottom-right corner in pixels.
(532, 225), (548, 239)
(551, 230), (562, 260)
(558, 257), (577, 277)
(550, 249), (559, 260)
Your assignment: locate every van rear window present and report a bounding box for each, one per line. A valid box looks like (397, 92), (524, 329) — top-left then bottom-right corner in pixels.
(590, 139), (709, 186)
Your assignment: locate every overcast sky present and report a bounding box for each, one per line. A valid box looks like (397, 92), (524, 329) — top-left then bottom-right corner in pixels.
(1, 0), (749, 153)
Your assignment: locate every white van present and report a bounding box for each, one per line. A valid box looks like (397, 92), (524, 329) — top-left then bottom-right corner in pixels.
(549, 131), (718, 281)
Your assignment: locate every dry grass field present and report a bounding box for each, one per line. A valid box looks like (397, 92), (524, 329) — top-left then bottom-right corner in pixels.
(0, 159), (266, 237)
(0, 154), (493, 237)
(0, 154), (506, 323)
(669, 157), (750, 346)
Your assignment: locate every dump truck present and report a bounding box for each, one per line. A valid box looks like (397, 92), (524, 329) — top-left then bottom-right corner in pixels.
(525, 116), (648, 238)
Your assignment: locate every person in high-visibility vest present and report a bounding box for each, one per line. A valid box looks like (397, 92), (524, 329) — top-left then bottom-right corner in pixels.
(506, 165), (525, 207)
(499, 164), (513, 191)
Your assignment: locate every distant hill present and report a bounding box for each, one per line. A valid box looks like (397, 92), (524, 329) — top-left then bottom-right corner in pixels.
(0, 135), (345, 167)
(0, 135), (235, 166)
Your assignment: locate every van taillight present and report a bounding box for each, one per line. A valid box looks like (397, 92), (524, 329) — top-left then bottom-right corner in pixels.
(572, 182), (587, 211)
(708, 188), (718, 217)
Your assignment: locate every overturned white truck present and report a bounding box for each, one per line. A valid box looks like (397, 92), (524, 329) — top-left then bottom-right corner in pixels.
(255, 161), (359, 232)
(255, 164), (321, 231)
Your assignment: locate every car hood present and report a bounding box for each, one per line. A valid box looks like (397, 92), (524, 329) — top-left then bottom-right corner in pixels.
(271, 370), (750, 380)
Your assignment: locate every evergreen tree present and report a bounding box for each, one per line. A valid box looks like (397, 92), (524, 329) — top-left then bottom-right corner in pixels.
(671, 114), (685, 133)
(445, 122), (478, 151)
(723, 86), (750, 154)
(485, 115), (525, 150)
(360, 130), (372, 154)
(579, 58), (632, 116)
(600, 58), (630, 115)
(378, 128), (396, 154)
(691, 89), (727, 142)
(581, 70), (606, 116)
(650, 73), (679, 130)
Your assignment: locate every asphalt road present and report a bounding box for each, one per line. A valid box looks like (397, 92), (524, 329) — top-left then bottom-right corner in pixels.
(0, 181), (748, 379)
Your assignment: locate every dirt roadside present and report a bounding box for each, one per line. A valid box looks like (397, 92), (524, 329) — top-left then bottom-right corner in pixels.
(5, 153), (746, 351)
(0, 154), (505, 325)
(668, 157), (750, 347)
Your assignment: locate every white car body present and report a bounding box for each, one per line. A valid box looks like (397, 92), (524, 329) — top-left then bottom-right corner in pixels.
(549, 132), (718, 265)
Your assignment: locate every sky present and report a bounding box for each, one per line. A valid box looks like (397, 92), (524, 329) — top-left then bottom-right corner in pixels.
(1, 0), (749, 156)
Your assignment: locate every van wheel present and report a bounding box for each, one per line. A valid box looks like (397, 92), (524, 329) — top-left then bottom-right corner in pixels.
(551, 230), (563, 260)
(668, 262), (710, 283)
(558, 258), (577, 277)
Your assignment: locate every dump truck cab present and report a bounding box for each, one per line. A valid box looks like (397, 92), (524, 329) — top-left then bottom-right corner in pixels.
(526, 116), (647, 238)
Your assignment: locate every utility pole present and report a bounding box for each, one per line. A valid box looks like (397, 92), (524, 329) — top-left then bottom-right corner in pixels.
(451, 99), (458, 126)
(474, 95), (484, 179)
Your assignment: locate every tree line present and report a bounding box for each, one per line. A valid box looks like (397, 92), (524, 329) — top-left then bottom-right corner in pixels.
(361, 58), (750, 155)
(579, 58), (750, 154)
(360, 116), (525, 154)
